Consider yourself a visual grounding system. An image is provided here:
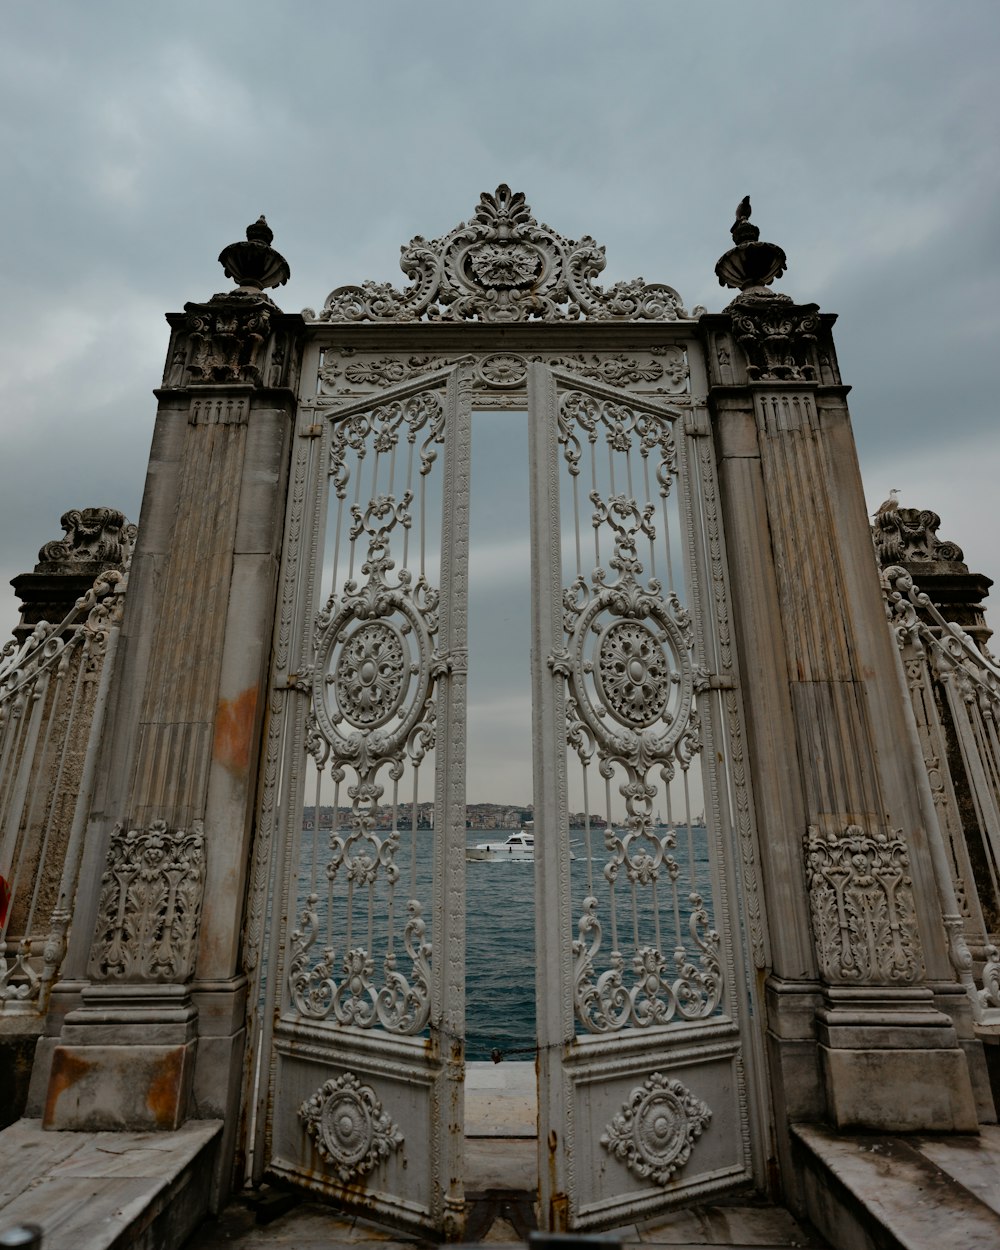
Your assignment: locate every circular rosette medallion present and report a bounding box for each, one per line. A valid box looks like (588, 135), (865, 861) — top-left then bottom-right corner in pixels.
(311, 600), (430, 755)
(635, 1086), (686, 1170)
(320, 1086), (373, 1169)
(579, 603), (691, 746)
(595, 620), (672, 728)
(332, 621), (410, 729)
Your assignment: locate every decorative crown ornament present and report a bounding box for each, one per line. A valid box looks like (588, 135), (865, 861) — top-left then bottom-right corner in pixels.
(218, 215), (290, 292)
(315, 184), (700, 323)
(714, 195), (788, 301)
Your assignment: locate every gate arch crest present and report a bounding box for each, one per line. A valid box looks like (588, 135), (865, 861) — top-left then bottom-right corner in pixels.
(311, 184), (705, 324)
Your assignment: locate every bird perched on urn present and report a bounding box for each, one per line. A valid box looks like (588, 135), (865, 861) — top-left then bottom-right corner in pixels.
(875, 488), (901, 517)
(730, 195), (758, 245)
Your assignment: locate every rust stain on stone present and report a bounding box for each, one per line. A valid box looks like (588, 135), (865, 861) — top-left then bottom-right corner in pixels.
(43, 1049), (92, 1125)
(146, 1048), (184, 1128)
(213, 686), (257, 775)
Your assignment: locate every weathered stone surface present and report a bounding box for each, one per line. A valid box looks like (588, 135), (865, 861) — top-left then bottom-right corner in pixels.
(821, 1046), (977, 1132)
(34, 225), (301, 1199)
(795, 1123), (1000, 1250)
(44, 1042), (196, 1132)
(0, 1118), (220, 1250)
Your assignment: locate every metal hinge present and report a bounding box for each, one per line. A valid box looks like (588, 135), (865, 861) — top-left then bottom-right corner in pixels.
(683, 407), (711, 437)
(298, 424), (322, 438)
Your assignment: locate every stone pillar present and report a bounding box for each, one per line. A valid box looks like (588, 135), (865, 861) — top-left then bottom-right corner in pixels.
(702, 204), (983, 1160)
(33, 221), (303, 1184)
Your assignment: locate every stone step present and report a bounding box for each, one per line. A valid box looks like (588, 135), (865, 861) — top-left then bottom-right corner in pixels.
(0, 1118), (221, 1250)
(794, 1123), (1000, 1250)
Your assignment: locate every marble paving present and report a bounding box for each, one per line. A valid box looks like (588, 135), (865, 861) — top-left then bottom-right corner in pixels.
(0, 1118), (221, 1249)
(181, 1196), (826, 1250)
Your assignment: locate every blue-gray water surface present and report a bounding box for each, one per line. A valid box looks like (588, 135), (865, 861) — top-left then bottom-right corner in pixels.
(296, 827), (712, 1062)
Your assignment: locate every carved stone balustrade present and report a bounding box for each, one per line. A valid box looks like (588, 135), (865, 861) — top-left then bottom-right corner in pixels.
(1, 513), (133, 1126)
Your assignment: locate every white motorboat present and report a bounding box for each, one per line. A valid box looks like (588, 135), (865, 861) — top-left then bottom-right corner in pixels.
(465, 828), (575, 862)
(466, 829), (535, 862)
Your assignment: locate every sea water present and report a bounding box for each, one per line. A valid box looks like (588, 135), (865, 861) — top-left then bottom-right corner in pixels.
(294, 826), (713, 1062)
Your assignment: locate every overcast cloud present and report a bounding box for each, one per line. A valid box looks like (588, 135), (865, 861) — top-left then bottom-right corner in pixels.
(2, 1), (998, 800)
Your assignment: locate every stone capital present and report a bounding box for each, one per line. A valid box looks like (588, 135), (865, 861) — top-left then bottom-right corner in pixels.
(727, 295), (822, 382)
(161, 301), (304, 392)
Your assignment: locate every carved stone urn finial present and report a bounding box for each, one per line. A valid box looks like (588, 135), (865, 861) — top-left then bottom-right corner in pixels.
(715, 196), (788, 300)
(217, 216), (290, 292)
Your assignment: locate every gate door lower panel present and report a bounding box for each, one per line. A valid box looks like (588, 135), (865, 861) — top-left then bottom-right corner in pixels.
(529, 364), (762, 1231)
(262, 365), (472, 1238)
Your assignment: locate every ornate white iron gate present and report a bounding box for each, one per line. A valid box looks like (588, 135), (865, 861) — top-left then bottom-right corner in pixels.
(529, 364), (763, 1229)
(248, 188), (767, 1238)
(250, 364), (472, 1236)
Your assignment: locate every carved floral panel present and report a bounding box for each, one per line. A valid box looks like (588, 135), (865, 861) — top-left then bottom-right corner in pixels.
(805, 825), (924, 984)
(316, 347), (690, 407)
(88, 819), (206, 982)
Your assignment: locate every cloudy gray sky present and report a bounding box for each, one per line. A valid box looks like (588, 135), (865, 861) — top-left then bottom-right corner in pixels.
(2, 1), (999, 802)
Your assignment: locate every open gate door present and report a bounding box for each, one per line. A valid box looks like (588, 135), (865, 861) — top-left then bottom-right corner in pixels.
(529, 364), (762, 1231)
(257, 363), (473, 1238)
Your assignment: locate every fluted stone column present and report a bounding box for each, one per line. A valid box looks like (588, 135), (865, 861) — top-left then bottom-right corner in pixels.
(702, 207), (986, 1164)
(32, 222), (303, 1182)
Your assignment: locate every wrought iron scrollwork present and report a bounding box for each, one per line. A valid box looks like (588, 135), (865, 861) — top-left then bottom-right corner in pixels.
(288, 392), (446, 1035)
(556, 390), (721, 1033)
(317, 185), (699, 324)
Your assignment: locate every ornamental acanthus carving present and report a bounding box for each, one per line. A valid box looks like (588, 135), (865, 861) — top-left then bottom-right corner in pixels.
(181, 294), (276, 385)
(601, 1072), (712, 1185)
(317, 347), (690, 400)
(805, 825), (923, 984)
(36, 508), (136, 572)
(315, 185), (701, 323)
(299, 1072), (404, 1184)
(88, 819), (206, 982)
(728, 299), (820, 382)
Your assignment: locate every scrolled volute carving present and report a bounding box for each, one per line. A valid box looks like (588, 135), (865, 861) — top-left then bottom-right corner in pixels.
(88, 819), (206, 982)
(36, 508), (135, 571)
(319, 185), (698, 324)
(805, 825), (923, 985)
(873, 505), (967, 570)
